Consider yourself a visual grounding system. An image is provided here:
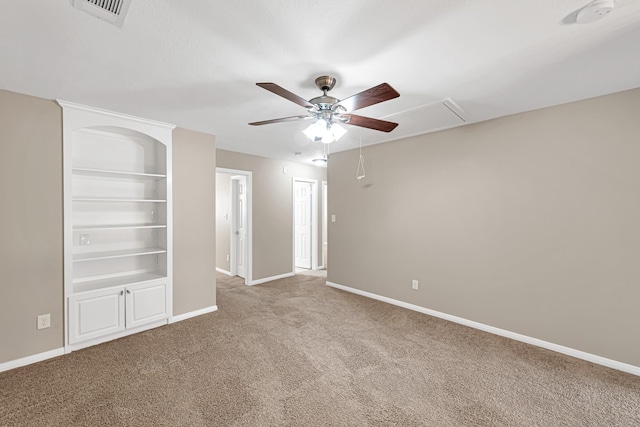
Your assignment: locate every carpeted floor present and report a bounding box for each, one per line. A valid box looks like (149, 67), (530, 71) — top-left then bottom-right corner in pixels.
(1, 272), (639, 426)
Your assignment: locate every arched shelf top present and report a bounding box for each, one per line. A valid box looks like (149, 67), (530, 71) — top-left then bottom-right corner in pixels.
(58, 100), (175, 146)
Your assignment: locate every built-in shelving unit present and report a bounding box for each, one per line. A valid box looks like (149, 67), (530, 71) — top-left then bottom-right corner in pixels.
(60, 101), (175, 350)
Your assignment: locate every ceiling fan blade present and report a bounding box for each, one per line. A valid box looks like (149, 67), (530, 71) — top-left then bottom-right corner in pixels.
(249, 115), (313, 126)
(256, 83), (315, 109)
(336, 83), (400, 112)
(342, 114), (398, 132)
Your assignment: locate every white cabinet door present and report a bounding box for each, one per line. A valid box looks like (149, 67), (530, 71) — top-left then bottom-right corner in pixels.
(68, 288), (125, 344)
(125, 281), (168, 329)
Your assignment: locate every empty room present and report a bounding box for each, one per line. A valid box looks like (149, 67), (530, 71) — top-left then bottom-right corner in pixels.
(1, 1), (639, 426)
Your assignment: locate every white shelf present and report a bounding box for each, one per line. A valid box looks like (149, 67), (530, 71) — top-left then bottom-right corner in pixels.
(73, 272), (166, 293)
(73, 197), (166, 203)
(61, 102), (173, 349)
(73, 224), (167, 231)
(73, 167), (166, 179)
(73, 247), (166, 262)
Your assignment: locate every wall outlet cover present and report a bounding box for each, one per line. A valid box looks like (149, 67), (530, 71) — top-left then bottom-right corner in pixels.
(37, 314), (51, 330)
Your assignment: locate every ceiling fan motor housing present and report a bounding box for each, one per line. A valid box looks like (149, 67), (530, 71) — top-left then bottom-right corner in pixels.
(315, 76), (336, 93)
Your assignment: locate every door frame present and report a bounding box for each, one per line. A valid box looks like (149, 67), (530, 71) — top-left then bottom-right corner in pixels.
(217, 167), (252, 285)
(320, 180), (327, 269)
(230, 175), (247, 279)
(292, 177), (318, 271)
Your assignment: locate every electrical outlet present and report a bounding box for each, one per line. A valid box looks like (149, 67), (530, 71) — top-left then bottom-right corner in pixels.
(37, 314), (51, 330)
(412, 280), (419, 290)
(79, 234), (90, 246)
(226, 254), (230, 262)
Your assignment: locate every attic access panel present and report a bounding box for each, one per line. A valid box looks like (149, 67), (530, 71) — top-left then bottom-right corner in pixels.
(384, 99), (467, 140)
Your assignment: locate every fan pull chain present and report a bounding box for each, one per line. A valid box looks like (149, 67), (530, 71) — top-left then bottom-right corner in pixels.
(356, 138), (365, 180)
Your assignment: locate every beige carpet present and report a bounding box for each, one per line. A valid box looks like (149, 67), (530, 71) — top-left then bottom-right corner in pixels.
(1, 273), (639, 426)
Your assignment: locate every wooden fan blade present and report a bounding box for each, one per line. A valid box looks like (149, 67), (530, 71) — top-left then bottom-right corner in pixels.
(256, 83), (315, 108)
(342, 114), (398, 132)
(336, 83), (400, 112)
(249, 115), (313, 126)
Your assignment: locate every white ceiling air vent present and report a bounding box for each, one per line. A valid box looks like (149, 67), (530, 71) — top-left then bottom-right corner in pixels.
(72, 0), (132, 28)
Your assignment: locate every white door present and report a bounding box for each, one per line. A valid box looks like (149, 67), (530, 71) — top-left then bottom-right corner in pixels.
(294, 181), (312, 269)
(322, 181), (328, 269)
(233, 176), (247, 278)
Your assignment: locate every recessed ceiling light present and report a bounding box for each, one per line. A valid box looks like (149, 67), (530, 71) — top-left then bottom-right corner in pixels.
(576, 0), (615, 24)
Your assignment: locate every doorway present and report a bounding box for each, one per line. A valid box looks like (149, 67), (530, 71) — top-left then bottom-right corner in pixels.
(293, 178), (318, 271)
(231, 175), (247, 278)
(216, 167), (252, 285)
(321, 180), (327, 269)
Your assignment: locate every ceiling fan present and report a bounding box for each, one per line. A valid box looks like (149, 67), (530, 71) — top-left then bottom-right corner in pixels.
(249, 76), (400, 142)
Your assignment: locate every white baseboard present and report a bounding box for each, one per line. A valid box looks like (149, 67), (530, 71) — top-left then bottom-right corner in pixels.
(169, 305), (218, 323)
(250, 272), (295, 286)
(216, 268), (232, 276)
(0, 347), (65, 373)
(326, 281), (640, 377)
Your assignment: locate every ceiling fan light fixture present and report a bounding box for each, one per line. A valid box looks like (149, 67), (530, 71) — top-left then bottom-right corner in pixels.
(312, 157), (328, 166)
(303, 120), (346, 144)
(329, 123), (346, 142)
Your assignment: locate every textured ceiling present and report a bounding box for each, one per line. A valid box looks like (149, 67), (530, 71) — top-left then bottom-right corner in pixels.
(1, 1), (640, 165)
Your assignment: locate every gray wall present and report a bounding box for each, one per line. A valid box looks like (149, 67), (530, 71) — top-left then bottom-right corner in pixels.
(216, 150), (327, 281)
(215, 172), (231, 272)
(0, 90), (63, 363)
(328, 87), (640, 367)
(173, 128), (217, 315)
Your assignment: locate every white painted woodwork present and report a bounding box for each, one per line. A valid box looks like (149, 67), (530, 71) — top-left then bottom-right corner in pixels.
(125, 281), (168, 329)
(60, 101), (174, 349)
(294, 181), (312, 269)
(218, 167), (253, 286)
(322, 180), (328, 269)
(68, 287), (125, 344)
(232, 176), (247, 278)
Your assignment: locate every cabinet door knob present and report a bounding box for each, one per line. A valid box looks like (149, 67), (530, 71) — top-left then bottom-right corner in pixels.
(126, 289), (131, 294)
(120, 290), (124, 296)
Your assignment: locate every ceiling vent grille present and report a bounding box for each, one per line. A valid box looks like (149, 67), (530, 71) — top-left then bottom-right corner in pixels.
(72, 0), (132, 27)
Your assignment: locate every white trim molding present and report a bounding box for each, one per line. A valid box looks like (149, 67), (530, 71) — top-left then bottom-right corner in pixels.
(250, 272), (295, 286)
(0, 348), (65, 373)
(216, 268), (232, 276)
(169, 305), (218, 324)
(326, 281), (640, 377)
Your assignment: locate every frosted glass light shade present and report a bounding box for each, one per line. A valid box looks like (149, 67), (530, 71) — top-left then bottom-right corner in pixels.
(303, 120), (346, 144)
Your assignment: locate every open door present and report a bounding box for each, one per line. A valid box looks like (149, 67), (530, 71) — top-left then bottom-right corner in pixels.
(293, 178), (318, 271)
(231, 175), (247, 278)
(294, 180), (312, 269)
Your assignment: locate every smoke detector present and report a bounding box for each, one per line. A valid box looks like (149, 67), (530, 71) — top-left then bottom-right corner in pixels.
(72, 0), (132, 28)
(576, 0), (615, 24)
